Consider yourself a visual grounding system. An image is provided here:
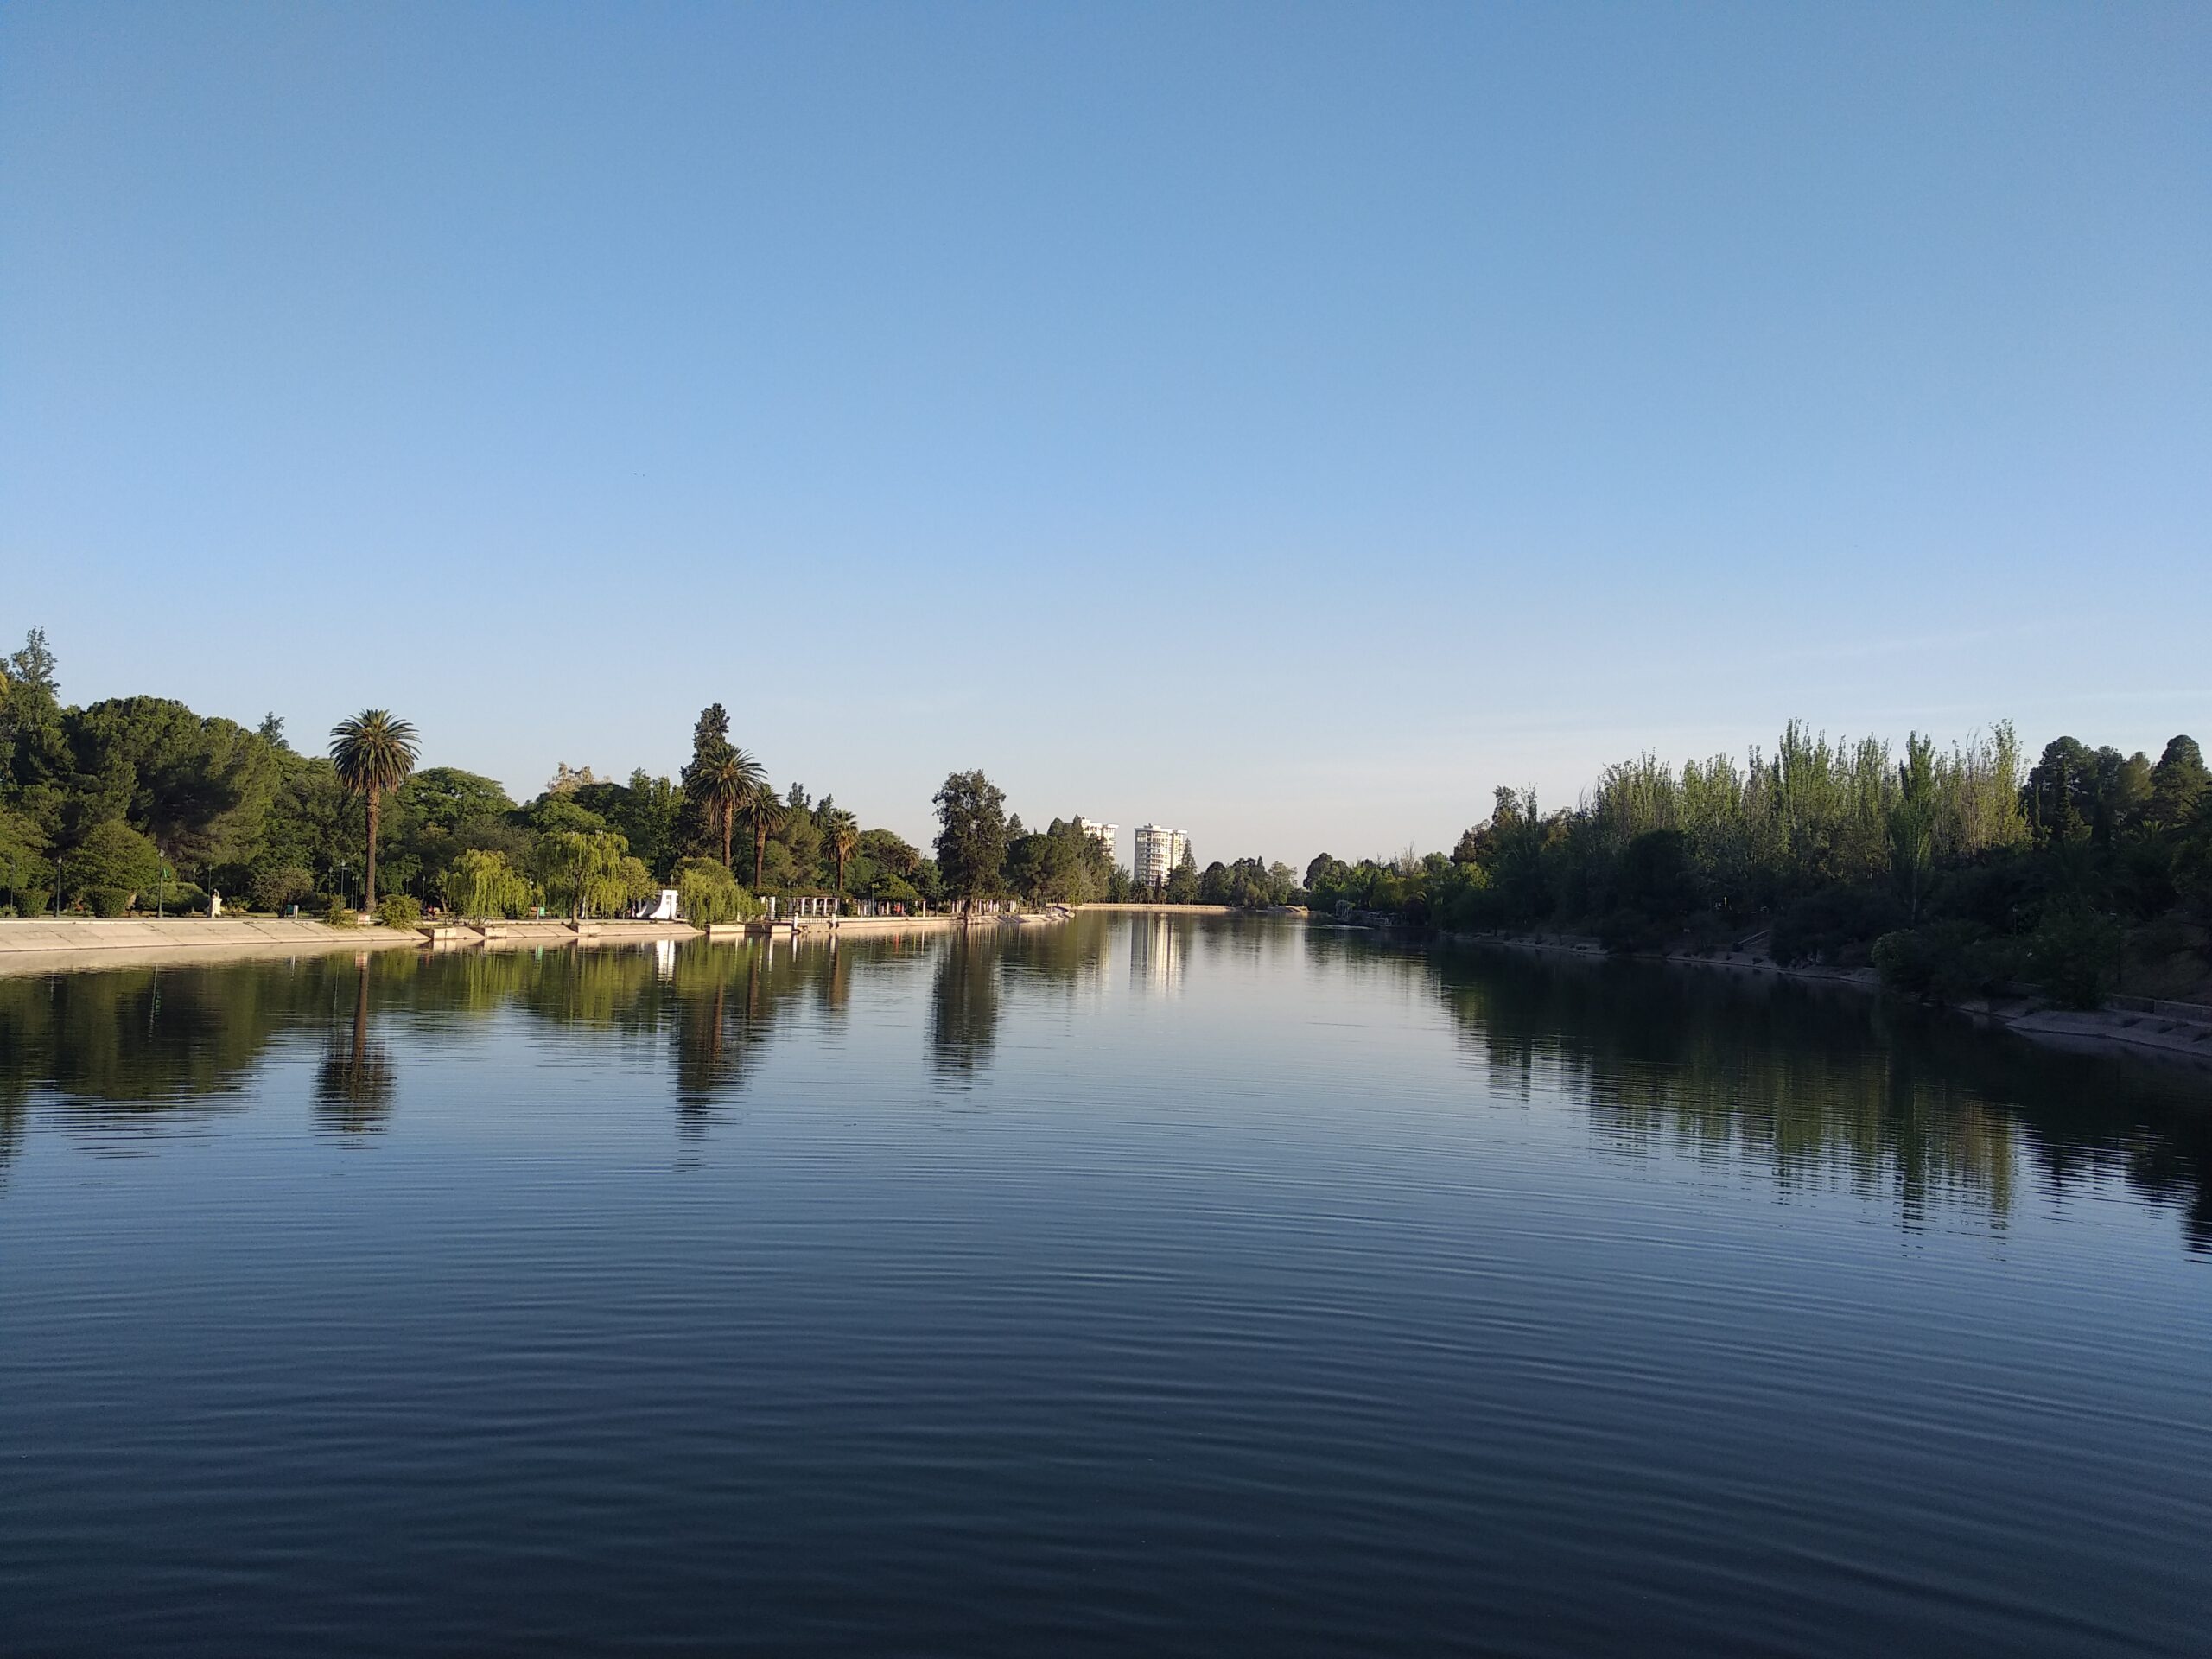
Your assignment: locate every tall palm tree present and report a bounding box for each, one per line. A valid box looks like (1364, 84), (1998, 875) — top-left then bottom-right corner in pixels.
(824, 807), (859, 901)
(328, 709), (420, 912)
(698, 747), (765, 870)
(746, 781), (786, 892)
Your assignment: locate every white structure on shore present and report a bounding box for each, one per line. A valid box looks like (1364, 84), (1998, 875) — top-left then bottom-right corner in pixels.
(1133, 824), (1189, 888)
(1076, 818), (1117, 862)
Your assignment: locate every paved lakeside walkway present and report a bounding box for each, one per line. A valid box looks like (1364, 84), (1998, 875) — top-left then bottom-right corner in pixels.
(0, 910), (1067, 976)
(0, 917), (427, 976)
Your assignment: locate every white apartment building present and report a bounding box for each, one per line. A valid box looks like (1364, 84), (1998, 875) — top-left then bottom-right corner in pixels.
(1075, 818), (1117, 862)
(1133, 824), (1189, 889)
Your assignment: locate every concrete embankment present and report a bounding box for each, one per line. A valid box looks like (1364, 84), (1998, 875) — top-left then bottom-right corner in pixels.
(0, 916), (428, 976)
(0, 910), (1071, 975)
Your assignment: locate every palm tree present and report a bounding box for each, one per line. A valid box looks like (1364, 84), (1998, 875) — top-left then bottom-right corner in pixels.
(697, 747), (765, 870)
(824, 807), (859, 903)
(328, 709), (420, 912)
(746, 781), (786, 891)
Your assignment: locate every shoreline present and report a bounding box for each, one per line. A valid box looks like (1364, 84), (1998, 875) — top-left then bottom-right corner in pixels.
(0, 909), (1071, 976)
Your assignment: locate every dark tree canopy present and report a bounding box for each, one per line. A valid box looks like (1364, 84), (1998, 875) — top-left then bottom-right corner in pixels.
(933, 770), (1008, 900)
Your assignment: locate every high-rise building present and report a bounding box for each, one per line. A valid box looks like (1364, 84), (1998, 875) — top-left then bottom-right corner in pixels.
(1133, 824), (1189, 889)
(1075, 818), (1117, 862)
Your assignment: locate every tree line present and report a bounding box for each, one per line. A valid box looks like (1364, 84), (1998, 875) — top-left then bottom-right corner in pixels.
(0, 626), (1300, 925)
(0, 628), (936, 924)
(1305, 719), (2212, 1008)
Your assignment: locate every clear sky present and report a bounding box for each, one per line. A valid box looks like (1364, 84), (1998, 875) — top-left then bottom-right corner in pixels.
(3, 3), (2205, 870)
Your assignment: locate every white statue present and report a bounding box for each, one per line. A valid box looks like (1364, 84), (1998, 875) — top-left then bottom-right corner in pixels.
(208, 889), (222, 917)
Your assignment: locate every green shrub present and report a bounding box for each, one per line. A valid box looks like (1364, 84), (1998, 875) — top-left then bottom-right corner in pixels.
(18, 887), (51, 918)
(62, 821), (160, 904)
(2028, 899), (2123, 1009)
(1872, 921), (2008, 1003)
(87, 887), (132, 918)
(323, 897), (360, 928)
(249, 861), (315, 913)
(1597, 906), (1671, 955)
(375, 894), (423, 931)
(1772, 886), (1904, 968)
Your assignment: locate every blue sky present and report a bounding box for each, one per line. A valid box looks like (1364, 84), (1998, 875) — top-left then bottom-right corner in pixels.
(3, 3), (2205, 868)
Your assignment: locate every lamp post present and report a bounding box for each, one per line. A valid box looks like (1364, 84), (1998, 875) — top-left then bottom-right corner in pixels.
(54, 854), (63, 918)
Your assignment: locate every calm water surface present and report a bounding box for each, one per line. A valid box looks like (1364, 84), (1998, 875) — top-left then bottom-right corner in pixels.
(2, 916), (2208, 1656)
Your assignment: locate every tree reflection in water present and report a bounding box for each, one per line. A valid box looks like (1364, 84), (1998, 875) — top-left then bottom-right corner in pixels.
(0, 926), (2203, 1251)
(1421, 940), (2212, 1249)
(931, 931), (1002, 1084)
(314, 958), (397, 1136)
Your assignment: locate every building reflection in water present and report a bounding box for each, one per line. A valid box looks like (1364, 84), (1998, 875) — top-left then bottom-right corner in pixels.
(1128, 915), (1185, 995)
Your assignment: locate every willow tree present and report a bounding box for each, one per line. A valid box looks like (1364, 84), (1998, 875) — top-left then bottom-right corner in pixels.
(328, 709), (419, 912)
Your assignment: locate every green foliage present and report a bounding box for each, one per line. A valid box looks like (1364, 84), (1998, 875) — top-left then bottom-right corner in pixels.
(400, 767), (516, 832)
(1872, 922), (2012, 1003)
(868, 870), (924, 910)
(249, 861), (315, 912)
(676, 705), (764, 871)
(323, 896), (359, 927)
(1770, 886), (1903, 968)
(442, 849), (533, 918)
(933, 770), (1008, 900)
(536, 829), (652, 919)
(0, 800), (49, 909)
(1002, 817), (1120, 906)
(823, 805), (860, 895)
(61, 820), (161, 902)
(1163, 847), (1200, 906)
(675, 856), (758, 924)
(2027, 899), (2123, 1009)
(576, 770), (681, 875)
(1196, 855), (1299, 909)
(328, 708), (419, 910)
(64, 696), (282, 867)
(86, 886), (131, 917)
(2148, 736), (2209, 835)
(1605, 830), (1697, 948)
(375, 894), (423, 931)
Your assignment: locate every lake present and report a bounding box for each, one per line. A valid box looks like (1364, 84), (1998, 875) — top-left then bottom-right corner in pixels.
(1, 914), (2207, 1656)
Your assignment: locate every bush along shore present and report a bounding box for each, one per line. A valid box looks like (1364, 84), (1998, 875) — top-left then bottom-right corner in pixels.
(1302, 720), (2212, 1033)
